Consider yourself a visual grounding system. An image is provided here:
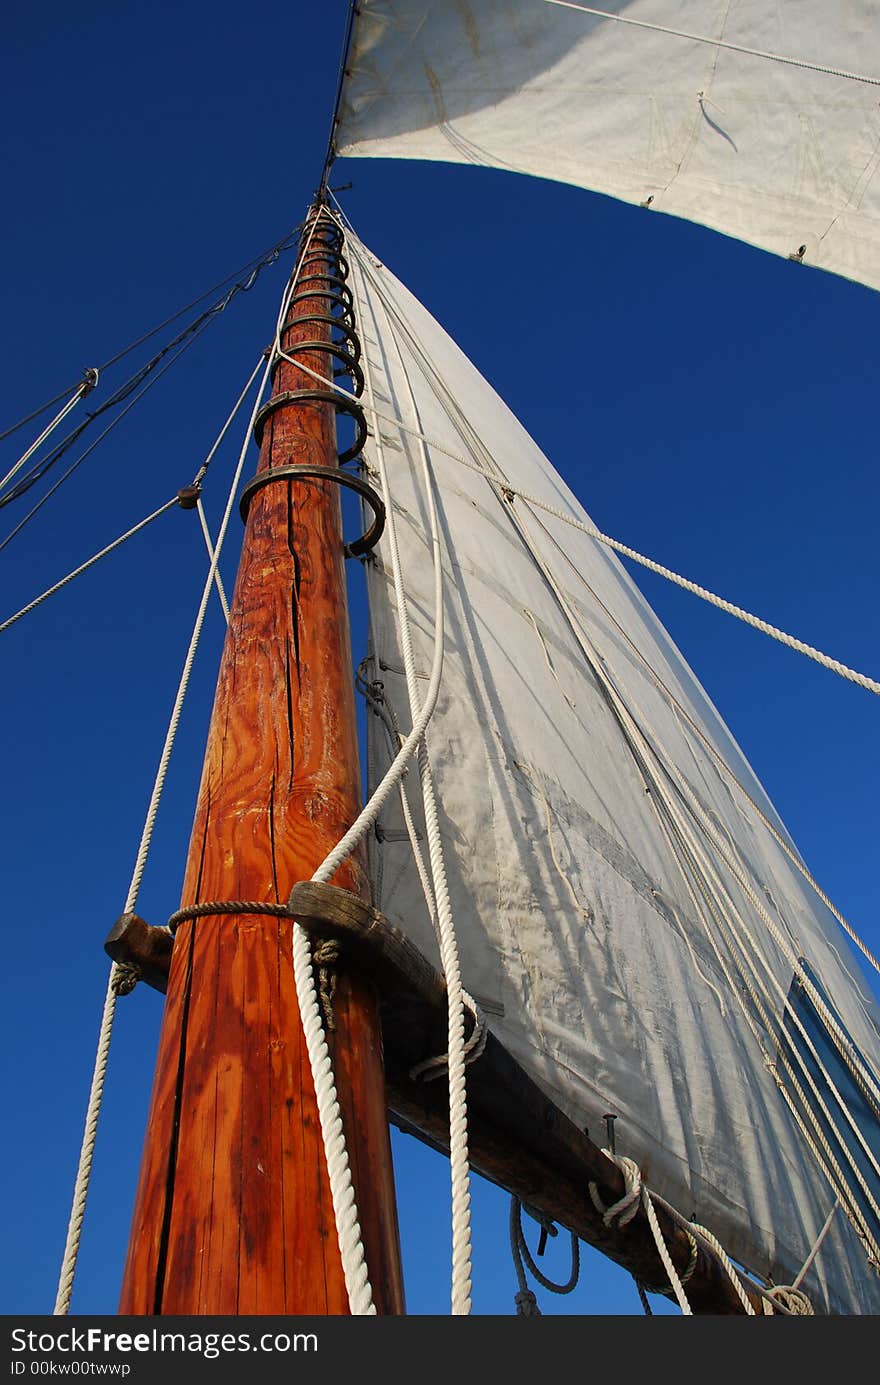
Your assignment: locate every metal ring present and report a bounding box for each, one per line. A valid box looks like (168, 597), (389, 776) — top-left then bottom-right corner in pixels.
(238, 465), (385, 557)
(253, 390), (368, 464)
(286, 290), (354, 327)
(279, 314), (361, 362)
(299, 248), (349, 279)
(271, 340), (364, 396)
(294, 273), (354, 308)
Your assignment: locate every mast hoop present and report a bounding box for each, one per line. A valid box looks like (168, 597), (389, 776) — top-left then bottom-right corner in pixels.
(294, 273), (355, 308)
(253, 388), (368, 462)
(285, 289), (355, 328)
(238, 464), (385, 557)
(279, 312), (362, 363)
(271, 340), (365, 396)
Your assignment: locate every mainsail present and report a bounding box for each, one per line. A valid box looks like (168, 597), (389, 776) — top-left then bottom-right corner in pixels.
(343, 226), (880, 1314)
(337, 0), (880, 291)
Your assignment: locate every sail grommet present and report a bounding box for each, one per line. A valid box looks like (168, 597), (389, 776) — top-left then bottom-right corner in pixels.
(238, 463), (385, 557)
(253, 388), (368, 464)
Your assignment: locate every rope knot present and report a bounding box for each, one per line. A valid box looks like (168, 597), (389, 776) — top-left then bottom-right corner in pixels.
(514, 1289), (541, 1316)
(588, 1152), (643, 1228)
(111, 963), (142, 997)
(313, 938), (341, 1031)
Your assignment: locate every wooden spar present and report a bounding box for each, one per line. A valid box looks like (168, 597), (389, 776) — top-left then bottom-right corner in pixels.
(112, 886), (765, 1313)
(118, 205), (405, 1315)
(290, 884), (767, 1316)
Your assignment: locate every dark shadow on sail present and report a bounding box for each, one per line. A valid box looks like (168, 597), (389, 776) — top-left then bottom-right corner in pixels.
(339, 0), (639, 146)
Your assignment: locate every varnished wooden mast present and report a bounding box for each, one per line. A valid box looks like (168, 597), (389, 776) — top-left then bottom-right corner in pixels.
(119, 205), (405, 1315)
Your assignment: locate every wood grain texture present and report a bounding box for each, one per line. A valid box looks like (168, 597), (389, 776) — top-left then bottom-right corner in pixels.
(119, 213), (404, 1315)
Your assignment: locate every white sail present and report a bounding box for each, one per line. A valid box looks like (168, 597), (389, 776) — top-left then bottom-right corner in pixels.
(337, 1), (880, 292)
(347, 232), (880, 1313)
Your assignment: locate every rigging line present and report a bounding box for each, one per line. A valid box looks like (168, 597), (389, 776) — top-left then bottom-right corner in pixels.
(0, 498), (178, 636)
(522, 504), (880, 988)
(1, 242), (284, 513)
(346, 240), (880, 1041)
(324, 229), (880, 698)
(590, 650), (880, 1257)
(0, 378), (94, 446)
(8, 227), (299, 453)
(512, 489), (880, 1164)
(0, 330), (208, 552)
(792, 1202), (838, 1290)
(53, 352), (274, 1316)
(318, 1), (360, 197)
(285, 234), (449, 1315)
(347, 233), (827, 1287)
(345, 230), (880, 1282)
(341, 252), (880, 1026)
(276, 208), (379, 1316)
(650, 734), (880, 1236)
(358, 255), (880, 1228)
(358, 660), (433, 918)
(614, 689), (880, 1215)
(354, 255), (475, 1313)
(96, 224), (303, 374)
(0, 376), (94, 499)
(182, 350), (269, 623)
(510, 1199), (580, 1296)
(650, 783), (878, 1275)
(196, 499), (230, 623)
(544, 2), (880, 87)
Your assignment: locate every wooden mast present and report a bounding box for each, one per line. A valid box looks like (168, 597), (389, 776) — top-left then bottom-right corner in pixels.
(118, 203), (405, 1315)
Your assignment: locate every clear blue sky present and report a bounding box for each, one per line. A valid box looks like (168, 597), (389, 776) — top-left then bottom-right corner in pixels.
(1, 1), (877, 1319)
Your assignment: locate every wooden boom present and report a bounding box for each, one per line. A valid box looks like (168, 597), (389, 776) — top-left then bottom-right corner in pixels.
(109, 879), (766, 1315)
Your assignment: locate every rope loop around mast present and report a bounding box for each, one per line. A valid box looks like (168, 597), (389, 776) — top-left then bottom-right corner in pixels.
(166, 899), (294, 935)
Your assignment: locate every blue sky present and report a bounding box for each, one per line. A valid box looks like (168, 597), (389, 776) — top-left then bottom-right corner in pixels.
(1, 2), (878, 1318)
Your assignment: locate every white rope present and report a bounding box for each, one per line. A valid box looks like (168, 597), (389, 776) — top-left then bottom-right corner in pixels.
(196, 498), (230, 623)
(352, 236), (476, 1312)
(278, 222), (880, 700)
(0, 376), (94, 498)
(0, 497), (177, 635)
(327, 217), (880, 996)
(52, 975), (118, 1315)
(588, 1152), (695, 1315)
(53, 352), (270, 1315)
(544, 1), (880, 87)
(422, 372), (880, 1263)
(551, 568), (880, 1240)
(793, 1202), (838, 1290)
(286, 214), (476, 1314)
(515, 487), (880, 1147)
(276, 207), (392, 1318)
(767, 1285), (815, 1314)
(334, 208), (880, 1285)
(361, 258), (880, 1177)
(289, 925), (376, 1315)
(627, 724), (880, 1254)
(525, 509), (880, 983)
